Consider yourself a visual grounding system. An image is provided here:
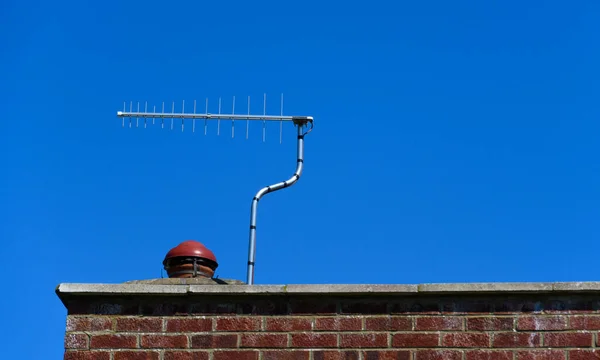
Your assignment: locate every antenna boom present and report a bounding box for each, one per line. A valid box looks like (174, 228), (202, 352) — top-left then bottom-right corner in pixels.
(117, 111), (312, 122)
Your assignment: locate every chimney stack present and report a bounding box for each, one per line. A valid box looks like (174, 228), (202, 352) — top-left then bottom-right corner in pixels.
(162, 240), (218, 278)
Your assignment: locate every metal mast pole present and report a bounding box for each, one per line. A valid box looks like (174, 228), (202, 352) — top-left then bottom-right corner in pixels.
(247, 121), (309, 284)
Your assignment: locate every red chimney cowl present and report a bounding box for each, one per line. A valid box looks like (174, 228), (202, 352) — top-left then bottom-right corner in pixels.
(163, 240), (218, 278)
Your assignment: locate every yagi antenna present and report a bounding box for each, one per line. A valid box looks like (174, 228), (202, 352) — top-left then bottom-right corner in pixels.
(116, 94), (314, 285)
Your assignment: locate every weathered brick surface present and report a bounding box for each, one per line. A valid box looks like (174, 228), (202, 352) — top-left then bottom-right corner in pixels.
(465, 350), (512, 360)
(467, 317), (513, 331)
(570, 316), (600, 329)
(313, 351), (360, 360)
(291, 333), (338, 348)
(116, 318), (162, 332)
(515, 350), (566, 360)
(442, 333), (489, 347)
(339, 333), (387, 348)
(544, 332), (593, 347)
(61, 292), (600, 359)
(392, 333), (439, 347)
(191, 334), (237, 348)
(113, 351), (160, 360)
(262, 350), (311, 360)
(213, 350), (258, 360)
(492, 333), (541, 347)
(517, 316), (568, 330)
(140, 335), (188, 349)
(266, 317), (312, 332)
(163, 351), (209, 360)
(65, 334), (89, 349)
(91, 335), (137, 349)
(64, 351), (111, 360)
(364, 350), (411, 360)
(415, 317), (463, 331)
(215, 317), (260, 332)
(414, 350), (462, 360)
(569, 349), (600, 360)
(315, 317), (362, 331)
(167, 318), (212, 332)
(67, 317), (112, 332)
(240, 334), (287, 348)
(365, 317), (412, 331)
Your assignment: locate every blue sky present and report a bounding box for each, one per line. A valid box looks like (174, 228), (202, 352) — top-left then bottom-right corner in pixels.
(2, 0), (599, 358)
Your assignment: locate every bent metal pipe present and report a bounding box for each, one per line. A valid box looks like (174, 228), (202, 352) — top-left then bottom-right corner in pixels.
(246, 121), (312, 284)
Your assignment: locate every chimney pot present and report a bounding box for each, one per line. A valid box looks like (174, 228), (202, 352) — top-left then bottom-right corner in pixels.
(163, 240), (218, 278)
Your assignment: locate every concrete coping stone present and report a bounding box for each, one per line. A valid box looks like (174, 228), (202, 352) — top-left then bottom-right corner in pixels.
(55, 282), (600, 298)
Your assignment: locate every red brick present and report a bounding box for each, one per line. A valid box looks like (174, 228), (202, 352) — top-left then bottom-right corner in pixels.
(364, 350), (411, 360)
(516, 350), (565, 360)
(467, 317), (513, 331)
(91, 335), (137, 349)
(465, 350), (512, 360)
(164, 352), (210, 360)
(442, 333), (490, 347)
(215, 317), (260, 331)
(315, 317), (362, 331)
(116, 318), (162, 332)
(141, 335), (188, 349)
(492, 333), (540, 347)
(414, 350), (461, 360)
(291, 333), (338, 348)
(167, 318), (212, 332)
(191, 334), (237, 348)
(114, 352), (160, 360)
(67, 317), (113, 332)
(569, 350), (600, 360)
(415, 317), (462, 330)
(517, 316), (567, 330)
(262, 350), (311, 360)
(544, 332), (593, 347)
(570, 316), (600, 330)
(365, 317), (412, 331)
(64, 351), (111, 360)
(340, 334), (387, 348)
(313, 351), (360, 360)
(265, 317), (312, 332)
(241, 334), (287, 348)
(65, 334), (89, 349)
(213, 351), (258, 360)
(392, 333), (438, 347)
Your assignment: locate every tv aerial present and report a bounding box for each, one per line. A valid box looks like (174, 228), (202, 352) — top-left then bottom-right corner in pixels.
(116, 94), (314, 284)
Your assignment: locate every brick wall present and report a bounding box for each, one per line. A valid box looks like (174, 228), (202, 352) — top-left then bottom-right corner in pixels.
(57, 283), (600, 360)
